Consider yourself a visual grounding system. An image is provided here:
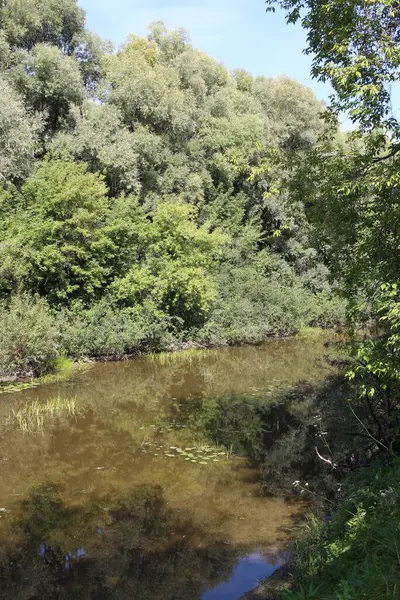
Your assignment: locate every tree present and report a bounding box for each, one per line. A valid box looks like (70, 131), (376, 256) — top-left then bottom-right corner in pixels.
(265, 0), (400, 144)
(265, 0), (400, 455)
(112, 200), (228, 328)
(147, 21), (189, 64)
(73, 30), (113, 89)
(12, 43), (84, 132)
(253, 74), (324, 152)
(0, 75), (40, 183)
(0, 0), (85, 54)
(0, 157), (115, 305)
(52, 101), (140, 196)
(105, 34), (196, 141)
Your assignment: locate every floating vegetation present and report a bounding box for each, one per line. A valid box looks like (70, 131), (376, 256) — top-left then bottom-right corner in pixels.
(0, 380), (42, 394)
(139, 436), (231, 465)
(11, 396), (80, 433)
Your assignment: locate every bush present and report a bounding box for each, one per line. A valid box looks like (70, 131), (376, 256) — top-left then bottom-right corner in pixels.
(0, 294), (60, 378)
(195, 269), (346, 346)
(57, 298), (179, 358)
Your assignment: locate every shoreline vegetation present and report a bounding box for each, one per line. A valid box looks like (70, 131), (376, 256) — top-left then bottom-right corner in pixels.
(0, 326), (339, 392)
(252, 463), (400, 600)
(0, 290), (345, 381)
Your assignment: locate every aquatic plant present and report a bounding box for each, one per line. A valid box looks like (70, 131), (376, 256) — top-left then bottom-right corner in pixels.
(148, 348), (212, 365)
(140, 439), (231, 464)
(11, 395), (80, 433)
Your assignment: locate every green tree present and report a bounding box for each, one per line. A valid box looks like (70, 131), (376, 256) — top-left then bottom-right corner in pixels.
(0, 157), (115, 305)
(105, 34), (196, 141)
(52, 101), (140, 196)
(0, 75), (40, 183)
(147, 21), (189, 64)
(112, 201), (228, 328)
(266, 0), (400, 455)
(266, 0), (400, 143)
(12, 42), (84, 132)
(0, 0), (85, 54)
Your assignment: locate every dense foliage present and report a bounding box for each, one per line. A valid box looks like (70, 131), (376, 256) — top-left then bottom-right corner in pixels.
(280, 465), (400, 600)
(263, 0), (400, 596)
(0, 1), (344, 377)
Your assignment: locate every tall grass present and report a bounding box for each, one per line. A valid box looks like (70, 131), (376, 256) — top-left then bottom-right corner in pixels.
(148, 347), (212, 365)
(12, 395), (79, 433)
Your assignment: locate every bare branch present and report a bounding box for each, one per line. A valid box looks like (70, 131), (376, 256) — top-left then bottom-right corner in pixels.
(315, 446), (336, 468)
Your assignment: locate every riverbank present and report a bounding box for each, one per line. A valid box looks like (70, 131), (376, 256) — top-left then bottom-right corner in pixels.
(0, 292), (346, 380)
(243, 461), (400, 600)
(0, 326), (339, 393)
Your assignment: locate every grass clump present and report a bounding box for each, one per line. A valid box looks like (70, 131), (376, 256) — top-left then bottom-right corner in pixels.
(12, 395), (79, 433)
(148, 347), (211, 365)
(0, 359), (82, 395)
(279, 465), (400, 600)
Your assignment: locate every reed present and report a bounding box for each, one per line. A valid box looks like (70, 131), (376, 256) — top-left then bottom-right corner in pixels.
(148, 348), (211, 365)
(12, 395), (79, 433)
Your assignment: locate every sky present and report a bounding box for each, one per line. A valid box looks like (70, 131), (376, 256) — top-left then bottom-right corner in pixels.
(79, 0), (334, 104)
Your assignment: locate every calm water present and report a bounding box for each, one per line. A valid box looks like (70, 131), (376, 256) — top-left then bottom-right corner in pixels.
(0, 334), (339, 599)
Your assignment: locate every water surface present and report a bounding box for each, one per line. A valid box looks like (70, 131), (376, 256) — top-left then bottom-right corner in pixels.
(0, 334), (339, 599)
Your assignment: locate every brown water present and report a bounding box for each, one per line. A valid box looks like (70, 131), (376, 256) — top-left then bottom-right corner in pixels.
(0, 333), (339, 599)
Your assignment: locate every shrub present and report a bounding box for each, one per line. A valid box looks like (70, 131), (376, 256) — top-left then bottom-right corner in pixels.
(195, 269), (346, 346)
(0, 294), (60, 378)
(57, 298), (179, 358)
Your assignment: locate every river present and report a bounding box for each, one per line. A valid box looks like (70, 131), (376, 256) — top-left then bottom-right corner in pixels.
(0, 333), (341, 599)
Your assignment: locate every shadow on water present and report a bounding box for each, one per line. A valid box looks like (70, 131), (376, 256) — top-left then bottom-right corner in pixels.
(170, 374), (355, 498)
(0, 483), (288, 600)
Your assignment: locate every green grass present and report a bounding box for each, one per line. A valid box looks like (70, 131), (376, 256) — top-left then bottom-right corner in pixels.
(12, 395), (79, 433)
(147, 347), (212, 365)
(277, 464), (400, 600)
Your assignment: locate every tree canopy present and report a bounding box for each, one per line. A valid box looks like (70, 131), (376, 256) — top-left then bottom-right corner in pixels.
(0, 1), (345, 375)
(266, 0), (400, 142)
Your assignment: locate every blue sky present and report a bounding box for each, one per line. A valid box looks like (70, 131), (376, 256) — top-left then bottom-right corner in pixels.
(80, 0), (333, 103)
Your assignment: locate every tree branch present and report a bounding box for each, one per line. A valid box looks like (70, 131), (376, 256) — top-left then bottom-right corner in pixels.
(315, 446), (336, 468)
(371, 144), (400, 163)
